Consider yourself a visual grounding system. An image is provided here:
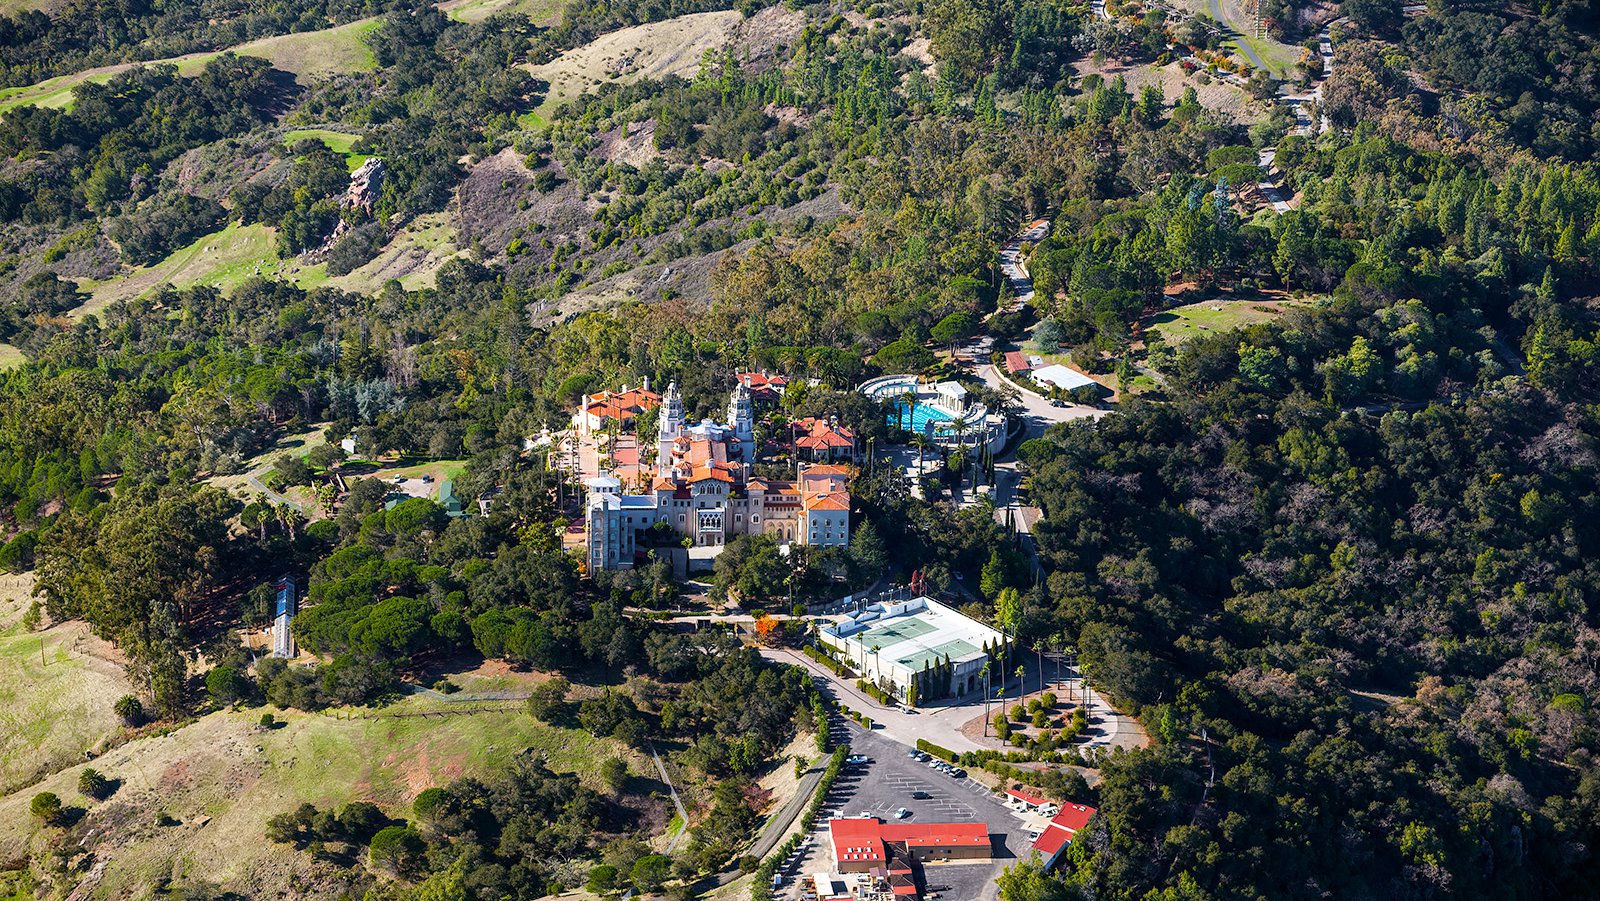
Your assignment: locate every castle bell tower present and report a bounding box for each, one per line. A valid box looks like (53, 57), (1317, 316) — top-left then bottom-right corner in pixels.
(727, 380), (755, 462)
(658, 380), (684, 477)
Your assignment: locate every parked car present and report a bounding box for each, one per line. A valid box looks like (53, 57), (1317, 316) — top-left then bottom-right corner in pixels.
(911, 791), (932, 800)
(895, 808), (911, 819)
(950, 768), (967, 778)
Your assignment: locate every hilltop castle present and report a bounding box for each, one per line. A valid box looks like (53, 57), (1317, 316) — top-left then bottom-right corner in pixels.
(585, 380), (850, 572)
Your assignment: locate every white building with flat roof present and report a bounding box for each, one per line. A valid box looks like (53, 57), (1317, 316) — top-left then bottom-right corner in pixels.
(819, 596), (1005, 703)
(1030, 364), (1098, 392)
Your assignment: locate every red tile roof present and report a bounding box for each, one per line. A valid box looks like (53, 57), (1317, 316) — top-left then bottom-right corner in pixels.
(1004, 351), (1031, 373)
(806, 492), (850, 512)
(687, 463), (737, 484)
(805, 464), (852, 476)
(830, 819), (991, 868)
(582, 387), (662, 424)
(736, 372), (789, 389)
(1007, 788), (1051, 807)
(793, 417), (857, 450)
(1031, 804), (1096, 861)
(884, 822), (991, 848)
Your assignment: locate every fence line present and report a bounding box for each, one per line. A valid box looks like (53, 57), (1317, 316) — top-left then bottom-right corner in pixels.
(323, 701), (526, 720)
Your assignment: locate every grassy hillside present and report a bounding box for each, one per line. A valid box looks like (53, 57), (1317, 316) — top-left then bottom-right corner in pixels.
(230, 18), (381, 80)
(0, 576), (134, 797)
(0, 699), (642, 898)
(442, 0), (564, 25)
(71, 222), (290, 317)
(527, 9), (748, 116)
(283, 127), (374, 171)
(322, 212), (466, 294)
(0, 18), (378, 117)
(1146, 294), (1312, 343)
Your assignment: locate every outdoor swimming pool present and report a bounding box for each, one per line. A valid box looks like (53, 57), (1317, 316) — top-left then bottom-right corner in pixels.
(891, 399), (957, 433)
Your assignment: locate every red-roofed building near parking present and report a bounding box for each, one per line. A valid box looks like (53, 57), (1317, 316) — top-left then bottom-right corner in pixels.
(1004, 351), (1032, 374)
(1006, 787), (1053, 812)
(828, 818), (993, 874)
(1031, 803), (1097, 871)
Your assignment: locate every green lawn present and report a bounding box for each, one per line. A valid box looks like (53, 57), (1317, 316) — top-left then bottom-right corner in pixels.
(282, 128), (373, 171)
(443, 0), (564, 24)
(73, 222), (283, 316)
(0, 19), (378, 118)
(1147, 297), (1303, 344)
(0, 343), (23, 371)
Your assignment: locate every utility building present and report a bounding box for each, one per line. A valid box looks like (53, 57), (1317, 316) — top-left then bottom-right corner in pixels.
(270, 575), (297, 659)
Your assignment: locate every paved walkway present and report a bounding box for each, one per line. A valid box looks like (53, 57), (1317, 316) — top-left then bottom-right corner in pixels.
(652, 745), (692, 853)
(764, 646), (1148, 756)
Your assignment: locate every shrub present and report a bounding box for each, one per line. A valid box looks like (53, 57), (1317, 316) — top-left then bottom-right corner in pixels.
(325, 221), (387, 276)
(630, 854), (672, 892)
(587, 864), (619, 893)
(107, 193), (227, 266)
(338, 801), (388, 843)
(413, 787), (448, 820)
(31, 791), (63, 825)
(369, 825), (426, 875)
(206, 665), (249, 705)
(113, 695), (143, 725)
(601, 756), (629, 793)
(78, 768), (111, 800)
(916, 739), (957, 762)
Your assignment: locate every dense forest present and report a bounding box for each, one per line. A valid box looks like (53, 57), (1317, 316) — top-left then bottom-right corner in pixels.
(1, 0), (1599, 895)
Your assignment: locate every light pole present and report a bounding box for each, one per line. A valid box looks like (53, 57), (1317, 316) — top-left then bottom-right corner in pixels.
(980, 661), (992, 736)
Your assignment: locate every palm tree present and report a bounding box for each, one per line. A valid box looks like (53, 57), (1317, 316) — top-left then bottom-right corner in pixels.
(899, 388), (918, 433)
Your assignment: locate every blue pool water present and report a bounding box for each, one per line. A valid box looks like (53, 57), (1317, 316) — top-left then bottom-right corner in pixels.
(891, 399), (955, 433)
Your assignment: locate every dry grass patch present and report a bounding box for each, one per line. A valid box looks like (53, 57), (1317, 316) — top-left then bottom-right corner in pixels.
(1072, 57), (1274, 125)
(231, 18), (381, 80)
(0, 701), (640, 898)
(324, 212), (465, 293)
(527, 7), (803, 117)
(0, 18), (376, 119)
(442, 0), (564, 25)
(0, 575), (135, 796)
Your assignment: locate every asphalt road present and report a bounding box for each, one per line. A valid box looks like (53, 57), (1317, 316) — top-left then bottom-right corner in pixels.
(776, 721), (1033, 901)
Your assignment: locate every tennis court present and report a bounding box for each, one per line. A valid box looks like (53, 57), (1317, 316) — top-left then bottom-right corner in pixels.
(898, 639), (981, 672)
(861, 617), (938, 649)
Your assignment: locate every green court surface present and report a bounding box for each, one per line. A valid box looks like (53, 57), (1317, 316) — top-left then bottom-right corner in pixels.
(898, 639), (980, 672)
(861, 618), (937, 648)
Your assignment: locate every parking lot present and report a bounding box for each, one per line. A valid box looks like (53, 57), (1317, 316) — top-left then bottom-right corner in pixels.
(778, 718), (1027, 901)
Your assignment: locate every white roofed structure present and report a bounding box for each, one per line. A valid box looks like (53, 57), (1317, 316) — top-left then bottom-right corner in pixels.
(1031, 364), (1098, 391)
